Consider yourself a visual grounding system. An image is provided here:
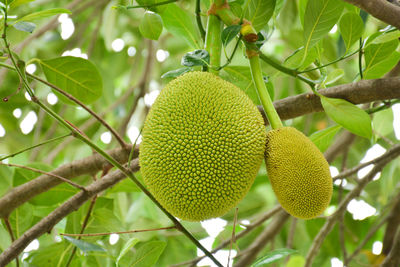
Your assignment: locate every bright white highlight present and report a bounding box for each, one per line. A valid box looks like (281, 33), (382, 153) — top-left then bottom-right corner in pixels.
(100, 131), (112, 144)
(127, 126), (142, 144)
(25, 92), (31, 101)
(393, 104), (400, 140)
(111, 38), (125, 52)
(330, 166), (339, 177)
(128, 46), (137, 57)
(329, 24), (338, 34)
(109, 234), (119, 245)
(197, 238), (236, 267)
(241, 219), (250, 226)
(20, 111), (38, 135)
(62, 48), (88, 59)
(26, 64), (36, 74)
(58, 14), (74, 40)
(325, 205), (336, 216)
(144, 90), (160, 107)
(0, 123), (5, 137)
(156, 49), (169, 62)
(357, 144), (386, 180)
(13, 108), (22, 118)
(334, 178), (347, 187)
(201, 218), (227, 238)
(24, 239), (39, 252)
(372, 241), (383, 255)
(47, 92), (58, 105)
(54, 235), (62, 242)
(331, 257), (343, 267)
(347, 199), (376, 220)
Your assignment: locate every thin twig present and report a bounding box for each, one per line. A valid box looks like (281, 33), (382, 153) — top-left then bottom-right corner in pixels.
(60, 226), (177, 237)
(2, 218), (19, 267)
(0, 162), (86, 191)
(227, 207), (238, 267)
(65, 195), (98, 267)
(123, 0), (178, 9)
(0, 133), (71, 161)
(172, 206), (283, 267)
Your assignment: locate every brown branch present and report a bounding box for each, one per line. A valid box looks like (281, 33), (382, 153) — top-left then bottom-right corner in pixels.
(172, 206), (283, 267)
(382, 189), (400, 255)
(234, 210), (290, 267)
(381, 227), (400, 267)
(332, 144), (400, 181)
(345, 213), (391, 265)
(0, 145), (138, 218)
(258, 77), (400, 124)
(305, 144), (400, 267)
(0, 159), (140, 267)
(324, 131), (356, 163)
(0, 162), (86, 191)
(342, 0), (400, 29)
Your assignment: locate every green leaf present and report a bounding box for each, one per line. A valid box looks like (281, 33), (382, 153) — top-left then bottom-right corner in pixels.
(181, 49), (209, 67)
(371, 30), (400, 44)
(116, 238), (140, 266)
(159, 4), (201, 49)
(10, 0), (35, 9)
(16, 8), (71, 22)
(323, 69), (344, 86)
(131, 241), (167, 267)
(364, 39), (398, 74)
(13, 21), (36, 33)
(221, 25), (241, 47)
(220, 65), (260, 105)
(252, 248), (297, 266)
(37, 56), (103, 104)
(9, 202), (34, 237)
(373, 108), (394, 137)
(320, 95), (372, 139)
(64, 236), (107, 253)
(284, 46), (318, 70)
(303, 0), (344, 59)
(139, 11), (163, 40)
(309, 125), (342, 152)
(244, 0), (276, 31)
(364, 51), (400, 79)
(339, 12), (364, 52)
(161, 67), (191, 78)
(287, 255), (306, 267)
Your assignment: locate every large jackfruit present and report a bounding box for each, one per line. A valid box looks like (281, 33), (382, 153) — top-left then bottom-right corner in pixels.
(265, 127), (332, 219)
(140, 71), (267, 221)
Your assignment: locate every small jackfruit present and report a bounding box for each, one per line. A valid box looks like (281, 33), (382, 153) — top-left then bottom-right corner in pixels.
(140, 71), (266, 221)
(265, 127), (332, 219)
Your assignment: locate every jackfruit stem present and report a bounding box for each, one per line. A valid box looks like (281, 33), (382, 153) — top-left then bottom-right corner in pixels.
(205, 13), (223, 75)
(248, 53), (283, 129)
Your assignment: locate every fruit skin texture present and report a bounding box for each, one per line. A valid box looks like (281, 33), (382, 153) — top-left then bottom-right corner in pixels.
(140, 71), (266, 221)
(265, 127), (332, 219)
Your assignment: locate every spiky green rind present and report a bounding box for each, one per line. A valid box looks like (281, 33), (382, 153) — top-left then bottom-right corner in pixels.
(140, 71), (266, 221)
(265, 127), (333, 219)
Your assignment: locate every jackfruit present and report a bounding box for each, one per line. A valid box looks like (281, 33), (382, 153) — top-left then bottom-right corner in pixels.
(140, 71), (266, 221)
(265, 127), (332, 219)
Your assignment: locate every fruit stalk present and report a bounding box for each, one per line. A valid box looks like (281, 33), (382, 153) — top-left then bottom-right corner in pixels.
(205, 10), (223, 74)
(247, 49), (283, 129)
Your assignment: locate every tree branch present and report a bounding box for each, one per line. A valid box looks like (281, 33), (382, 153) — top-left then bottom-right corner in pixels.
(305, 144), (400, 267)
(0, 160), (140, 267)
(234, 210), (290, 267)
(343, 0), (400, 29)
(0, 145), (138, 218)
(258, 77), (400, 123)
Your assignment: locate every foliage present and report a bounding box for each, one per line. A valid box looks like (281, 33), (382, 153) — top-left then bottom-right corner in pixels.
(0, 0), (399, 266)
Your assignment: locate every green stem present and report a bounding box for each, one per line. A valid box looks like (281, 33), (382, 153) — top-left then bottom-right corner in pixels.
(205, 12), (223, 74)
(247, 52), (283, 129)
(123, 0), (178, 9)
(359, 38), (364, 79)
(195, 0), (206, 42)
